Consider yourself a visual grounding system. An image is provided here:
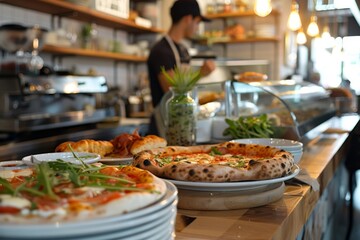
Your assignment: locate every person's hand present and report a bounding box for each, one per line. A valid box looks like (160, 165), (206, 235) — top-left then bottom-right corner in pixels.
(200, 60), (215, 77)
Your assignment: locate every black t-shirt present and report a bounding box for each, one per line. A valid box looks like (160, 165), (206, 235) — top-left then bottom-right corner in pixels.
(147, 37), (191, 107)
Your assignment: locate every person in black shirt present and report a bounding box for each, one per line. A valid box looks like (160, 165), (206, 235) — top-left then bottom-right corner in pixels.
(147, 0), (215, 108)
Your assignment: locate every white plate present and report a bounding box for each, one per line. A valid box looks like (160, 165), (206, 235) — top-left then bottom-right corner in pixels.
(0, 181), (178, 238)
(168, 165), (300, 191)
(76, 204), (176, 240)
(99, 157), (133, 165)
(22, 152), (100, 166)
(0, 160), (29, 170)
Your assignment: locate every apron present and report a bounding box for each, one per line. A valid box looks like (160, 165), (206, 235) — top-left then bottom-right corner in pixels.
(154, 35), (188, 137)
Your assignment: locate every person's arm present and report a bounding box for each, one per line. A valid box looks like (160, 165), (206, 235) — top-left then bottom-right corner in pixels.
(157, 69), (174, 92)
(199, 59), (216, 77)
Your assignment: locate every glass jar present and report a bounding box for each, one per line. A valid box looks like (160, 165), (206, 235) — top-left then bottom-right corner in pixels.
(165, 88), (197, 146)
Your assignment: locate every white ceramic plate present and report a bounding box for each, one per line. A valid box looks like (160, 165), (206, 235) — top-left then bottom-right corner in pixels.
(75, 205), (176, 240)
(168, 165), (300, 192)
(0, 160), (29, 170)
(22, 152), (100, 166)
(99, 157), (133, 165)
(0, 181), (178, 238)
(232, 138), (303, 151)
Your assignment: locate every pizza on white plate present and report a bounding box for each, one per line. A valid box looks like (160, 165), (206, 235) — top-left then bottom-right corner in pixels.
(132, 141), (295, 182)
(0, 161), (166, 224)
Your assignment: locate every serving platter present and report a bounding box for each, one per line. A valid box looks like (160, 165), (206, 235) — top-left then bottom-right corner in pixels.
(167, 164), (300, 192)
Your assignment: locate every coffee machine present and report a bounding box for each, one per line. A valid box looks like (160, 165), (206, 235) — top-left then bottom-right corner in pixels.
(0, 74), (112, 132)
(0, 24), (113, 136)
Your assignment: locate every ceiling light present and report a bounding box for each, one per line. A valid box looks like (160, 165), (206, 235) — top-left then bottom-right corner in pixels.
(287, 1), (302, 31)
(321, 25), (331, 39)
(254, 0), (272, 17)
(297, 28), (307, 45)
(307, 15), (319, 37)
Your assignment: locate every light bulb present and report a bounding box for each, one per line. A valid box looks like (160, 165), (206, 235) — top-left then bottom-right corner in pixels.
(254, 0), (272, 17)
(297, 28), (307, 45)
(307, 15), (319, 37)
(287, 2), (302, 31)
(321, 26), (331, 39)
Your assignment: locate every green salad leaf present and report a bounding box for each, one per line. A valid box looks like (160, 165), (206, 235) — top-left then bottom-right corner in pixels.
(223, 114), (274, 139)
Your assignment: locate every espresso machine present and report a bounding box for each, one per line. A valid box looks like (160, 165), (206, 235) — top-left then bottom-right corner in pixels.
(0, 24), (113, 139)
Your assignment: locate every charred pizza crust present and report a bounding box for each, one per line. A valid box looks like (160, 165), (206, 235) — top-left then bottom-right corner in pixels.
(133, 142), (294, 182)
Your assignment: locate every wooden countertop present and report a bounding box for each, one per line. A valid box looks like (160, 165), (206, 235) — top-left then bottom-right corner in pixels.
(175, 115), (359, 240)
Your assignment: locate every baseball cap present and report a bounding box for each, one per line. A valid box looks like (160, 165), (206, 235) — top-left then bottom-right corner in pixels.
(170, 0), (210, 23)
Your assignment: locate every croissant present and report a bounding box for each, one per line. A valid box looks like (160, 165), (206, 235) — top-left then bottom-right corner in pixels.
(55, 139), (114, 157)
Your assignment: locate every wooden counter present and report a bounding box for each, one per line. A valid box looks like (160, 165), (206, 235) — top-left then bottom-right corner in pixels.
(174, 115), (359, 240)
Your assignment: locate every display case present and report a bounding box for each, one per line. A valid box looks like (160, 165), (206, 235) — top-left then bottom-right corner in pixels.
(195, 79), (336, 141)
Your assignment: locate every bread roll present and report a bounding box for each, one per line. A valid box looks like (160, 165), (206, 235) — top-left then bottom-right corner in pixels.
(235, 72), (268, 82)
(130, 135), (167, 155)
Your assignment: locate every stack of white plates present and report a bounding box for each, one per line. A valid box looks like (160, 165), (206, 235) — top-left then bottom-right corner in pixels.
(0, 181), (178, 240)
(232, 138), (303, 163)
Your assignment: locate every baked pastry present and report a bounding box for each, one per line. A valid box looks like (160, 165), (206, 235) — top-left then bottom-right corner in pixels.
(235, 72), (268, 82)
(130, 135), (167, 155)
(55, 139), (114, 157)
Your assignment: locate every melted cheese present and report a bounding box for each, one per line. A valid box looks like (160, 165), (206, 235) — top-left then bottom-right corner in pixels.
(0, 194), (31, 209)
(0, 168), (33, 180)
(78, 187), (105, 198)
(156, 153), (256, 169)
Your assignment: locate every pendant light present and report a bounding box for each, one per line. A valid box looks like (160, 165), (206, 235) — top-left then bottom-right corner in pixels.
(321, 25), (331, 39)
(287, 1), (302, 31)
(307, 0), (319, 37)
(296, 28), (307, 45)
(254, 0), (272, 17)
(307, 15), (320, 37)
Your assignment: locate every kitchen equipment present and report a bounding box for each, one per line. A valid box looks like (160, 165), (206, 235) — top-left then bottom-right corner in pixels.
(0, 24), (47, 75)
(0, 73), (113, 133)
(0, 23), (47, 53)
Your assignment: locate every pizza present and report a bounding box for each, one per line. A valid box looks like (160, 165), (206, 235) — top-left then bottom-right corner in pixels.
(0, 161), (166, 224)
(55, 130), (167, 158)
(133, 142), (294, 182)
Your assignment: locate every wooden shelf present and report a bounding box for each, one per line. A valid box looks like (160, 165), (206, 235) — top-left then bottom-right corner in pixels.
(42, 45), (147, 62)
(0, 0), (164, 34)
(195, 37), (279, 45)
(205, 9), (280, 19)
